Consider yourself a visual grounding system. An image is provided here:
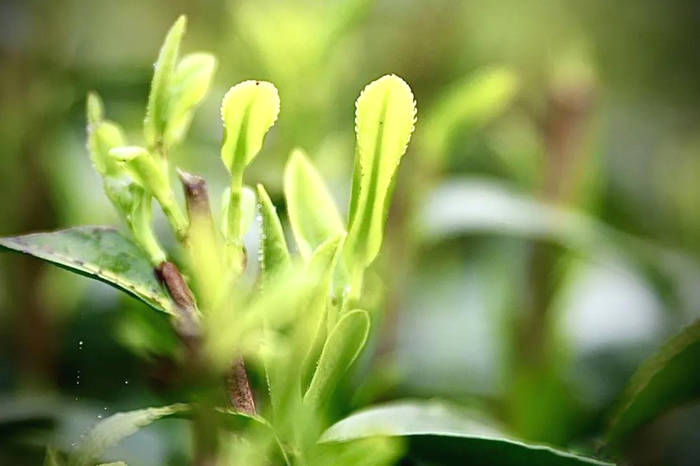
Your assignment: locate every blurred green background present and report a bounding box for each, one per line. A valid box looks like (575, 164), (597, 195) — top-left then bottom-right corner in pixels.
(1, 0), (700, 464)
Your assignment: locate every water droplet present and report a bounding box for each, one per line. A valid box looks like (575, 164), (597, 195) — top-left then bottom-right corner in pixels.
(97, 414), (102, 419)
(104, 406), (108, 411)
(124, 379), (129, 385)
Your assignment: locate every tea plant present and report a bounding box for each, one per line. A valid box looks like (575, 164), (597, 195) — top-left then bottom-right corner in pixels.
(1, 15), (627, 466)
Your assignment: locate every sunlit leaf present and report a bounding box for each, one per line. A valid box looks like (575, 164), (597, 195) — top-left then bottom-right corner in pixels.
(220, 80), (280, 176)
(284, 148), (345, 260)
(70, 404), (188, 466)
(321, 400), (614, 465)
(304, 309), (370, 408)
(0, 226), (174, 314)
(257, 184), (291, 287)
(606, 319), (700, 449)
(345, 74), (416, 268)
(144, 15), (186, 149)
(164, 52), (217, 148)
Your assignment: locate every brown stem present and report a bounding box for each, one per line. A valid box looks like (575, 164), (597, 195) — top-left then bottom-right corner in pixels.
(228, 356), (256, 415)
(177, 169), (256, 415)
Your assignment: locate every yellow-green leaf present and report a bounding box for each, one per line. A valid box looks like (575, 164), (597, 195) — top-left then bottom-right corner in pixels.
(284, 147), (345, 260)
(86, 92), (127, 178)
(345, 74), (416, 268)
(257, 184), (291, 287)
(144, 15), (187, 149)
(220, 80), (280, 176)
(164, 52), (217, 148)
(304, 309), (370, 409)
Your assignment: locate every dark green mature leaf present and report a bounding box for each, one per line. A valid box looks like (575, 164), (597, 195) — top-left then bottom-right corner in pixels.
(606, 319), (700, 448)
(321, 400), (614, 466)
(0, 226), (173, 314)
(304, 309), (370, 409)
(284, 148), (345, 260)
(70, 404), (188, 466)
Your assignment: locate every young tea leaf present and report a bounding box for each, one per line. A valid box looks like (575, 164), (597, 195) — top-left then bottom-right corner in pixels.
(321, 400), (615, 466)
(164, 52), (217, 148)
(86, 93), (128, 178)
(220, 80), (280, 176)
(300, 235), (345, 392)
(345, 74), (416, 269)
(284, 148), (345, 260)
(304, 309), (370, 409)
(144, 15), (187, 149)
(70, 404), (188, 466)
(257, 184), (291, 287)
(0, 226), (174, 314)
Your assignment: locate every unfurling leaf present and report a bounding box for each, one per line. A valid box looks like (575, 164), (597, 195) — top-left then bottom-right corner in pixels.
(257, 184), (291, 287)
(284, 148), (345, 260)
(86, 92), (127, 178)
(144, 15), (187, 149)
(0, 226), (174, 314)
(345, 74), (416, 269)
(164, 52), (217, 148)
(304, 309), (370, 409)
(70, 404), (188, 466)
(109, 146), (187, 237)
(220, 80), (280, 176)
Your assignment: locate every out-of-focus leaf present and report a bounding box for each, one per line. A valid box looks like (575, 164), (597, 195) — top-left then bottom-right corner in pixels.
(345, 75), (416, 269)
(144, 15), (186, 149)
(284, 148), (345, 260)
(423, 67), (518, 157)
(321, 400), (614, 466)
(304, 309), (370, 408)
(309, 436), (403, 466)
(44, 448), (63, 466)
(301, 235), (345, 391)
(86, 93), (127, 178)
(257, 184), (291, 286)
(421, 177), (599, 246)
(164, 52), (217, 148)
(606, 319), (700, 448)
(0, 226), (173, 314)
(220, 80), (280, 176)
(70, 404), (188, 466)
(97, 463), (127, 466)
